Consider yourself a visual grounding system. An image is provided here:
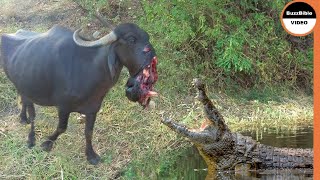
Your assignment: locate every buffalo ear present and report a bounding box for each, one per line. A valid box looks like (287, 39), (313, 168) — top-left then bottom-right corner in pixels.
(107, 46), (121, 82)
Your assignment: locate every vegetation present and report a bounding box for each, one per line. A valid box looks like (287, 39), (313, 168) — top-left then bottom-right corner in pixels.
(137, 0), (313, 92)
(0, 0), (313, 179)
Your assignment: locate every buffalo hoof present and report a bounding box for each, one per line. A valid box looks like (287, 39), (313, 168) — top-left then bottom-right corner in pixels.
(20, 118), (30, 125)
(41, 140), (54, 152)
(87, 153), (101, 165)
(27, 132), (36, 148)
(77, 114), (86, 124)
(27, 140), (35, 148)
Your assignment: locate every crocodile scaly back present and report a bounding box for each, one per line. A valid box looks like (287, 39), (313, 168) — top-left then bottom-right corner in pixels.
(162, 78), (313, 171)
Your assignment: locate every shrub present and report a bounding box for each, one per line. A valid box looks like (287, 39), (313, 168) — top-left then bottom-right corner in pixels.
(138, 0), (313, 91)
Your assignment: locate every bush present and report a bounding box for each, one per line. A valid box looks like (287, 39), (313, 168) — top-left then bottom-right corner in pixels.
(138, 0), (313, 91)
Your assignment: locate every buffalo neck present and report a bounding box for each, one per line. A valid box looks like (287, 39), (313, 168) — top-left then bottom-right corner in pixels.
(104, 45), (123, 84)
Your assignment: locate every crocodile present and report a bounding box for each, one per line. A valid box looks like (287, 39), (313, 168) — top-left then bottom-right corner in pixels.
(161, 79), (313, 175)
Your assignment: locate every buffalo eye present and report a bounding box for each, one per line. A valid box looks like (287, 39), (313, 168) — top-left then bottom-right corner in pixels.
(127, 36), (136, 45)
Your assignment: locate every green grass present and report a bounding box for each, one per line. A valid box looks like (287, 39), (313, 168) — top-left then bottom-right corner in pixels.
(0, 69), (313, 179)
(0, 71), (17, 112)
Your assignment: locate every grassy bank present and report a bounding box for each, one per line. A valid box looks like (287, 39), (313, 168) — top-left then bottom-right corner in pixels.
(0, 70), (313, 179)
(0, 0), (313, 179)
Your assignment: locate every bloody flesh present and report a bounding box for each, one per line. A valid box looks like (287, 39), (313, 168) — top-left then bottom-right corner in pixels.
(136, 56), (158, 106)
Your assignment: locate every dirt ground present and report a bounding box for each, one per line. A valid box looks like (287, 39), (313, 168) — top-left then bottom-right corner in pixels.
(0, 0), (141, 36)
(0, 0), (80, 30)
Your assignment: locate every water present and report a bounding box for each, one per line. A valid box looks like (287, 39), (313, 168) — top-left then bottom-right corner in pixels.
(241, 127), (313, 149)
(162, 127), (313, 180)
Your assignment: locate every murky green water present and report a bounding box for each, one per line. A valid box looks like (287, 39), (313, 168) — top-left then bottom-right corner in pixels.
(160, 127), (313, 180)
(241, 127), (313, 149)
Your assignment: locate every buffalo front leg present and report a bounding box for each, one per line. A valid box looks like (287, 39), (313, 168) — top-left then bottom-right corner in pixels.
(41, 108), (70, 152)
(84, 113), (101, 165)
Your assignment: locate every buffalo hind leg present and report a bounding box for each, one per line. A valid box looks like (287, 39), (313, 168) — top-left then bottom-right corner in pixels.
(19, 96), (36, 148)
(19, 101), (28, 124)
(41, 108), (70, 152)
(27, 103), (36, 148)
(84, 113), (101, 165)
(19, 95), (35, 125)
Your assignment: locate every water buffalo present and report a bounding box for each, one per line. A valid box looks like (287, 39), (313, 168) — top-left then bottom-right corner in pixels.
(0, 23), (158, 164)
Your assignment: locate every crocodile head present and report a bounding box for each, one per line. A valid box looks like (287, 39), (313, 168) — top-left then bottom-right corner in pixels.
(162, 79), (314, 176)
(161, 79), (235, 171)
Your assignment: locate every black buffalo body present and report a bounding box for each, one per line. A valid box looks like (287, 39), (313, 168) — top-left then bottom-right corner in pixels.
(1, 23), (158, 164)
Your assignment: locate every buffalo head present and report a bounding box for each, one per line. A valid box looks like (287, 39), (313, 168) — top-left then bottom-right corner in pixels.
(73, 23), (158, 108)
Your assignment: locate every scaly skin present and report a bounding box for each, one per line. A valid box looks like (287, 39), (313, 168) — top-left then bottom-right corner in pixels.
(161, 79), (313, 171)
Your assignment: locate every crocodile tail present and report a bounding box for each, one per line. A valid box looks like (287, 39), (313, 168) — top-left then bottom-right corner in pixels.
(234, 133), (313, 169)
(252, 143), (313, 169)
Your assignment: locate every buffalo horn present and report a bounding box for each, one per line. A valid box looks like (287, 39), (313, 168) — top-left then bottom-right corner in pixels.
(73, 29), (117, 47)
